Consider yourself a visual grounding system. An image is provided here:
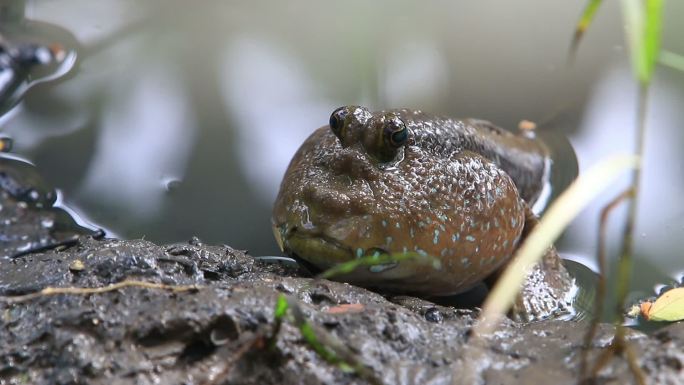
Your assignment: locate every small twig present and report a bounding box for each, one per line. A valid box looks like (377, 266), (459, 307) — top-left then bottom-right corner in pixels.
(581, 76), (650, 385)
(624, 341), (646, 384)
(609, 82), (650, 385)
(587, 333), (644, 385)
(615, 83), (648, 318)
(0, 279), (201, 303)
(202, 333), (266, 385)
(10, 229), (106, 259)
(579, 187), (634, 382)
(588, 341), (620, 379)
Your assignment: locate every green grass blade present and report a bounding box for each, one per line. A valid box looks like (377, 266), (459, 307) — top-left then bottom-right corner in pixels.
(269, 293), (290, 349)
(298, 323), (354, 372)
(576, 0), (604, 36)
(274, 293), (289, 320)
(317, 252), (440, 280)
(286, 296), (382, 383)
(623, 0), (664, 84)
(474, 155), (640, 336)
(570, 0), (604, 56)
(660, 50), (684, 72)
(623, 0), (646, 82)
(644, 0), (664, 79)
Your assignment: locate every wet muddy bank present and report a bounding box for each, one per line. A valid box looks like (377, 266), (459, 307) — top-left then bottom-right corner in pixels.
(1, 236), (683, 384)
(0, 155), (682, 385)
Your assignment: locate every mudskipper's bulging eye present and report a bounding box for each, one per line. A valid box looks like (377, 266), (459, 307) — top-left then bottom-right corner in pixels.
(384, 117), (408, 148)
(362, 114), (409, 163)
(329, 107), (348, 138)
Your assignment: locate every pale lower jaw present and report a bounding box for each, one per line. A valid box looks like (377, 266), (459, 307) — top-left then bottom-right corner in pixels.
(282, 233), (354, 269)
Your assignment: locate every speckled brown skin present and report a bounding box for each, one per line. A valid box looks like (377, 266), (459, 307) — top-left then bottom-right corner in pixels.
(273, 106), (573, 307)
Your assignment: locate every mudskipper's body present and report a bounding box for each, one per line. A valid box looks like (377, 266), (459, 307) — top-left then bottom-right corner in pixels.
(273, 106), (575, 321)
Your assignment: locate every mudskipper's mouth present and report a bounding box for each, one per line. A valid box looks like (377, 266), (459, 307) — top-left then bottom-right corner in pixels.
(281, 231), (354, 268)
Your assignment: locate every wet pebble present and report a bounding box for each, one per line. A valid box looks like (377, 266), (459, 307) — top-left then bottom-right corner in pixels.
(0, 136), (12, 152)
(69, 259), (85, 272)
(424, 307), (443, 323)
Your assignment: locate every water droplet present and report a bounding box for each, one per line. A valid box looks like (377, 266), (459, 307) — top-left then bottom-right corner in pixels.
(41, 218), (54, 228)
(164, 178), (182, 192)
(27, 189), (40, 202)
(658, 285), (675, 296)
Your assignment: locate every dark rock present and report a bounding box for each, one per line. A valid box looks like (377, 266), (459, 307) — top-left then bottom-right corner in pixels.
(0, 156), (102, 259)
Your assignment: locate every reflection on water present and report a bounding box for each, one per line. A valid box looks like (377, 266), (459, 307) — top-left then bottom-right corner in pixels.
(0, 1), (682, 300)
(220, 37), (334, 202)
(568, 66), (684, 280)
(78, 63), (196, 218)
